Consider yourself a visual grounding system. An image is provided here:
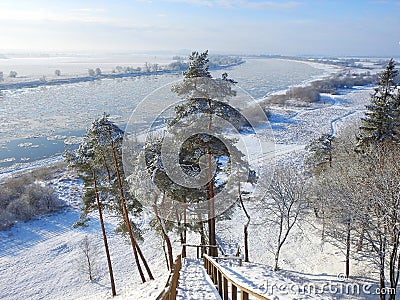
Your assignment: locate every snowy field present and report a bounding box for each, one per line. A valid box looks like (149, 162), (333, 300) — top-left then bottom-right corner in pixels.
(0, 55), (385, 299)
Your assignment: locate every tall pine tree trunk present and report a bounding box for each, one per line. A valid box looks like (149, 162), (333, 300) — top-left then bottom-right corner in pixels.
(238, 183), (250, 262)
(153, 195), (174, 272)
(198, 221), (207, 256)
(110, 138), (152, 282)
(177, 201), (187, 257)
(207, 145), (217, 257)
(183, 201), (187, 254)
(206, 100), (217, 257)
(93, 170), (116, 296)
(134, 240), (154, 280)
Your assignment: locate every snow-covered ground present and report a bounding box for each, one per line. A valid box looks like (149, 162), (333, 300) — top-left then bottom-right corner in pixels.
(0, 169), (178, 300)
(176, 259), (221, 300)
(0, 69), (379, 299)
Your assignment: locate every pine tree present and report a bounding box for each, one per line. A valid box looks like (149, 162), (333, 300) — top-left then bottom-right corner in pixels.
(358, 59), (400, 148)
(183, 51), (212, 79)
(66, 115), (120, 296)
(67, 114), (153, 284)
(169, 50), (251, 256)
(306, 133), (335, 170)
(127, 51), (254, 259)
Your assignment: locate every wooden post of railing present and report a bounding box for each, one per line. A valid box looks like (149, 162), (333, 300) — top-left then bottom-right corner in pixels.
(223, 276), (228, 300)
(232, 284), (238, 300)
(212, 263), (217, 283)
(182, 245), (186, 258)
(218, 271), (222, 297)
(241, 290), (249, 300)
(203, 254), (270, 300)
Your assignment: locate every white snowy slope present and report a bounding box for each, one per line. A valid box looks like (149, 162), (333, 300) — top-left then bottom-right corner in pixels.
(0, 170), (175, 300)
(0, 85), (378, 300)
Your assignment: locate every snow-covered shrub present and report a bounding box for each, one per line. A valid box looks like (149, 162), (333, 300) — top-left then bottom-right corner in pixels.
(0, 210), (14, 230)
(88, 69), (95, 76)
(268, 86), (320, 106)
(8, 70), (17, 78)
(0, 173), (63, 230)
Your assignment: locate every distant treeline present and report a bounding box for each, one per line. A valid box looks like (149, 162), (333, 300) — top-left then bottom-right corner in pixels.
(253, 54), (393, 69)
(114, 55), (244, 73)
(0, 55), (244, 91)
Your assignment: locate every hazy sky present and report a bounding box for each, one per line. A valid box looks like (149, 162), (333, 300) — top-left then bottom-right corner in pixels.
(1, 0), (400, 56)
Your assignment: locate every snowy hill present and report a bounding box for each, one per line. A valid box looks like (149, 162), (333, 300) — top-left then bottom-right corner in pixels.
(0, 85), (382, 299)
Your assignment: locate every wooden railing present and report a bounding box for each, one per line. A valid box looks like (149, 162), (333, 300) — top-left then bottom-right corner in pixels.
(215, 256), (242, 266)
(203, 254), (270, 300)
(156, 244), (219, 299)
(156, 255), (182, 300)
(181, 244), (219, 259)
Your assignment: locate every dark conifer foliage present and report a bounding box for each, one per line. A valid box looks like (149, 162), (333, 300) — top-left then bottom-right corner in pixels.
(358, 59), (400, 148)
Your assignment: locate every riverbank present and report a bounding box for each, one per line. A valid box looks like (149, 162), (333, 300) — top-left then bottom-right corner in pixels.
(0, 61), (244, 91)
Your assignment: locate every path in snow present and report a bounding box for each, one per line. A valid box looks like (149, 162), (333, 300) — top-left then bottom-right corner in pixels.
(176, 258), (221, 300)
(268, 87), (372, 145)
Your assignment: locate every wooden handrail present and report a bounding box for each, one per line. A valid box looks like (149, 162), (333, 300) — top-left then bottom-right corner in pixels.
(215, 256), (242, 266)
(157, 244), (218, 299)
(181, 244), (219, 259)
(156, 255), (182, 300)
(203, 254), (270, 300)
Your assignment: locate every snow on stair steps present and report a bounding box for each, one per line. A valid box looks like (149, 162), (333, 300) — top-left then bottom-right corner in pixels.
(176, 258), (222, 300)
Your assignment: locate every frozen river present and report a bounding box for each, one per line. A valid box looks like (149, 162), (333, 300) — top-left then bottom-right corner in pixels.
(0, 57), (325, 169)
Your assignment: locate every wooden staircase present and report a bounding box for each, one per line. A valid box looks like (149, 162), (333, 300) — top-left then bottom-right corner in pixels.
(157, 244), (270, 300)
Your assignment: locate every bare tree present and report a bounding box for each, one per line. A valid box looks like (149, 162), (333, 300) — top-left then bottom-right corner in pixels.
(309, 131), (361, 279)
(79, 235), (97, 281)
(308, 126), (400, 300)
(356, 143), (400, 300)
(261, 166), (308, 271)
(151, 63), (159, 72)
(144, 62), (151, 73)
